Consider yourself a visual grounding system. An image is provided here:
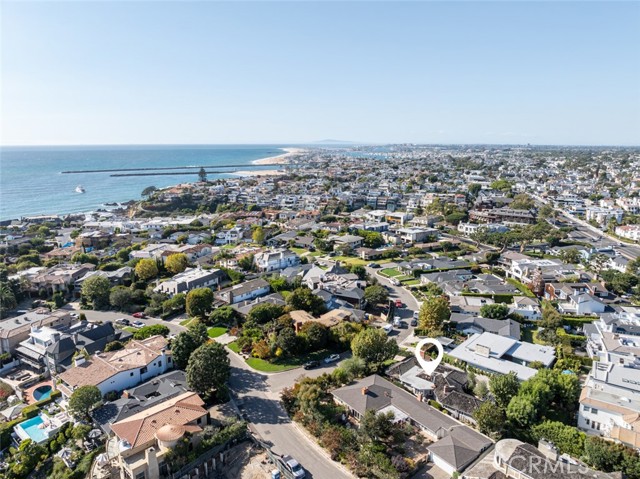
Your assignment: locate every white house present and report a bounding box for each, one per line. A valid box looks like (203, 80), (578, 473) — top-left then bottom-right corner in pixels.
(558, 293), (606, 315)
(154, 267), (222, 297)
(253, 249), (300, 272)
(578, 362), (640, 449)
(216, 278), (270, 304)
(448, 332), (555, 381)
(57, 336), (171, 397)
(510, 296), (541, 320)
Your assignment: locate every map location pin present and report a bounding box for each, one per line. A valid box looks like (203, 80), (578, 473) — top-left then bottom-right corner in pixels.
(414, 338), (444, 376)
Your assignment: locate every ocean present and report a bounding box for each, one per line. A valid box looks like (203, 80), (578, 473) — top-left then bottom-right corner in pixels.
(0, 145), (293, 220)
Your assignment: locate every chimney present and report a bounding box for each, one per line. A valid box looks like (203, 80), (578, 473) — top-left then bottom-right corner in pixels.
(361, 387), (368, 396)
(145, 447), (159, 479)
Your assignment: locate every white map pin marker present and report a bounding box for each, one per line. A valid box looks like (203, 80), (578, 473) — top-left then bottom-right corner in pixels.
(414, 338), (444, 376)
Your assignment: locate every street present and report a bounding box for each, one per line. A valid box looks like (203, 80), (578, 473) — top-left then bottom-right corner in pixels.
(228, 350), (353, 479)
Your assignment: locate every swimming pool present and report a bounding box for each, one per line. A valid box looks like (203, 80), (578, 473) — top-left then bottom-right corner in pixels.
(32, 385), (52, 401)
(15, 415), (48, 443)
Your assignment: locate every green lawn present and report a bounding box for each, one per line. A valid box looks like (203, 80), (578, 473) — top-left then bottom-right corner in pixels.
(506, 278), (536, 298)
(333, 256), (369, 266)
(207, 327), (227, 338)
(226, 343), (335, 373)
(521, 327), (547, 345)
(123, 326), (137, 333)
(380, 267), (402, 277)
(179, 318), (193, 327)
(402, 279), (421, 286)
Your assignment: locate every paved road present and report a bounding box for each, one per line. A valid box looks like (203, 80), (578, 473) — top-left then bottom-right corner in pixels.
(62, 304), (186, 336)
(532, 194), (640, 261)
(365, 265), (421, 344)
(228, 350), (353, 479)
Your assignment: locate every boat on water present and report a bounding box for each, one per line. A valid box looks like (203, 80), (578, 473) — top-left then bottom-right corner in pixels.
(75, 185), (85, 193)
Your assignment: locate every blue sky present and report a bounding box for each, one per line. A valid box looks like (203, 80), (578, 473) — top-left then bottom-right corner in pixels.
(2, 1), (639, 146)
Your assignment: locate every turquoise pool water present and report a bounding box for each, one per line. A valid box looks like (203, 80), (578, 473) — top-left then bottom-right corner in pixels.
(33, 385), (52, 401)
(17, 416), (48, 443)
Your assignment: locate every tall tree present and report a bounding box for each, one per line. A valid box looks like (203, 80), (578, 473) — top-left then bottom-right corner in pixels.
(473, 401), (505, 439)
(186, 342), (230, 398)
(198, 167), (207, 182)
(418, 296), (450, 336)
(135, 258), (159, 281)
(68, 385), (102, 420)
(81, 275), (111, 309)
(171, 326), (207, 369)
(165, 253), (189, 274)
(252, 226), (265, 245)
(351, 328), (398, 368)
(489, 372), (520, 410)
(286, 287), (327, 315)
(186, 287), (214, 318)
(364, 284), (388, 305)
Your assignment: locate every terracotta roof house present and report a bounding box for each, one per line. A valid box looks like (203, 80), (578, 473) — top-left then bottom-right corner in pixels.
(111, 391), (208, 479)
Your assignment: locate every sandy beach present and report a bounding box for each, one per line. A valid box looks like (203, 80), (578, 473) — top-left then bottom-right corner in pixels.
(231, 169), (285, 177)
(252, 147), (305, 165)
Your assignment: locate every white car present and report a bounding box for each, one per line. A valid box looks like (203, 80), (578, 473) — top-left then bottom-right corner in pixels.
(283, 455), (306, 478)
(132, 321), (145, 328)
(382, 324), (393, 334)
(324, 354), (341, 364)
(393, 316), (401, 327)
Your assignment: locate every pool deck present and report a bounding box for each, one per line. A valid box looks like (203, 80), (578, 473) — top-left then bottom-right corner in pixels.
(24, 380), (54, 404)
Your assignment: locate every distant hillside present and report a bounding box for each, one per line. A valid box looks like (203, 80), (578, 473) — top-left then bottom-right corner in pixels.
(312, 139), (357, 145)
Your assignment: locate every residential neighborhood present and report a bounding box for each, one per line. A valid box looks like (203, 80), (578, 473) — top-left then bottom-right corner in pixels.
(1, 144), (640, 479)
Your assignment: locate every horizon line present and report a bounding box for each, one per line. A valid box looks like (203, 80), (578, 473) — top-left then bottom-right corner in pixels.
(2, 142), (640, 148)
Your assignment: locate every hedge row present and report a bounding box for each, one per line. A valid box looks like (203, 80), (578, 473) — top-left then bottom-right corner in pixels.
(0, 389), (62, 444)
(460, 292), (517, 304)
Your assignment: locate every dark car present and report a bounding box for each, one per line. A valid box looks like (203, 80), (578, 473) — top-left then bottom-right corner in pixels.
(410, 318), (418, 327)
(303, 360), (319, 370)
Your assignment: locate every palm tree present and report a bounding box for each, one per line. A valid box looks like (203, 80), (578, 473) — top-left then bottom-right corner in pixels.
(0, 283), (17, 317)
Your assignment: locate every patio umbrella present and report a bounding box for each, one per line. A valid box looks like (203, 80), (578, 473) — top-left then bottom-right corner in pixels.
(88, 429), (102, 439)
(96, 454), (109, 466)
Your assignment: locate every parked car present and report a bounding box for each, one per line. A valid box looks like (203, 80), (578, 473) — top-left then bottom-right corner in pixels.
(413, 310), (419, 319)
(132, 312), (146, 319)
(324, 354), (340, 364)
(70, 312), (79, 319)
(391, 278), (401, 286)
(367, 262), (380, 268)
(383, 324), (393, 334)
(410, 318), (418, 327)
(395, 299), (403, 308)
(303, 360), (319, 370)
(115, 318), (130, 326)
(393, 316), (401, 327)
(132, 321), (145, 328)
(282, 456), (306, 478)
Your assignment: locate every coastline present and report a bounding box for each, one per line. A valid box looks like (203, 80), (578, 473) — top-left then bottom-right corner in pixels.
(231, 169), (284, 177)
(252, 147), (305, 165)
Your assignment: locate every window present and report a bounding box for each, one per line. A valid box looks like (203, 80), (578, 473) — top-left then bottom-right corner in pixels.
(157, 360), (162, 367)
(130, 372), (134, 377)
(140, 367), (148, 374)
(135, 472), (146, 479)
(586, 419), (590, 426)
(583, 406), (590, 412)
(592, 408), (598, 415)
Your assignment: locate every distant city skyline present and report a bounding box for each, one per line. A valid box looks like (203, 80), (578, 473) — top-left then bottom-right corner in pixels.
(2, 1), (639, 146)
